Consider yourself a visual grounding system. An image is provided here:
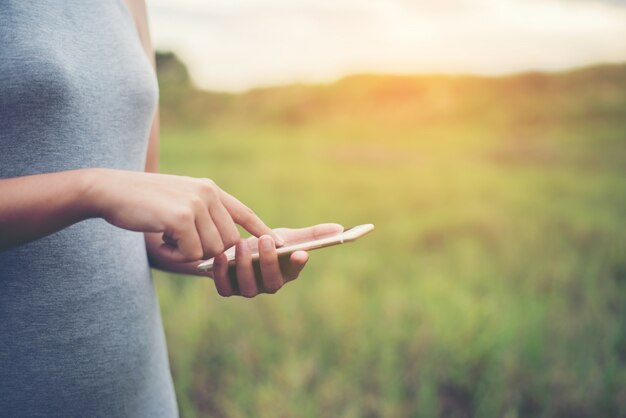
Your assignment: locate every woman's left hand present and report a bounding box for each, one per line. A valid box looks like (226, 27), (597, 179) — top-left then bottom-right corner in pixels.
(211, 223), (343, 298)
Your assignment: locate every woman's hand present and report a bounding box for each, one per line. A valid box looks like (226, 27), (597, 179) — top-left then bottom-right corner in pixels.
(212, 223), (344, 298)
(85, 168), (284, 263)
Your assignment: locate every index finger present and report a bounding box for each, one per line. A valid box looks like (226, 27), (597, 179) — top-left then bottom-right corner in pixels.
(218, 189), (285, 246)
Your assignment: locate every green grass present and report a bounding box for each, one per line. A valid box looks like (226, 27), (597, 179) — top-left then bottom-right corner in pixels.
(154, 56), (626, 417)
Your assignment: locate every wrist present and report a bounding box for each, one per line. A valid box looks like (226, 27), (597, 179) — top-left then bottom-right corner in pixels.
(78, 168), (109, 219)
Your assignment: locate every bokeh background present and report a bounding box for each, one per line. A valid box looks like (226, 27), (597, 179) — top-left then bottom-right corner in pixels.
(149, 1), (626, 416)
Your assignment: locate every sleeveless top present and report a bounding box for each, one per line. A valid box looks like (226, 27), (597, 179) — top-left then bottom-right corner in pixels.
(0, 1), (178, 416)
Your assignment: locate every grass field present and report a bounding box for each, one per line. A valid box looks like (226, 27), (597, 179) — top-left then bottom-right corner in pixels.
(154, 54), (626, 417)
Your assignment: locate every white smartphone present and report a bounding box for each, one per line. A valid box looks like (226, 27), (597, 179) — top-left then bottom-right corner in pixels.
(197, 224), (375, 272)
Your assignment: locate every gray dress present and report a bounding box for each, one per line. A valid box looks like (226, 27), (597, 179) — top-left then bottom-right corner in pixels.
(0, 1), (178, 416)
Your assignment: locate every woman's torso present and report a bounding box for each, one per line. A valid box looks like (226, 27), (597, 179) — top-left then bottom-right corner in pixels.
(0, 1), (177, 416)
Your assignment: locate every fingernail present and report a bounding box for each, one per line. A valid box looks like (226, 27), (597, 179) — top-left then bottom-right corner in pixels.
(261, 236), (274, 250)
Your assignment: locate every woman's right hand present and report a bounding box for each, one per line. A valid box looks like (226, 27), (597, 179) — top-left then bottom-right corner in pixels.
(85, 168), (283, 263)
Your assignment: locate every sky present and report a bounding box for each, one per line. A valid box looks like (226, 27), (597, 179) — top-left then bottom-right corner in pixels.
(148, 0), (626, 92)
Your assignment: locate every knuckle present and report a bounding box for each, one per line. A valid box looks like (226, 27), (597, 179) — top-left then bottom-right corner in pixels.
(240, 290), (258, 299)
(264, 284), (282, 294)
(202, 178), (217, 187)
(198, 178), (218, 198)
(189, 195), (204, 210)
(188, 248), (204, 261)
(173, 208), (194, 225)
(222, 230), (241, 250)
(242, 207), (256, 221)
(259, 256), (274, 267)
(237, 206), (257, 224)
(216, 285), (233, 298)
(209, 242), (225, 255)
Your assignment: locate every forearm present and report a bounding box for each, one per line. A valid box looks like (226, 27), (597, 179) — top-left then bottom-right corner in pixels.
(0, 169), (98, 251)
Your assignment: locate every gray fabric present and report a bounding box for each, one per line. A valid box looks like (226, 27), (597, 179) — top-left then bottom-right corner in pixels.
(0, 1), (178, 416)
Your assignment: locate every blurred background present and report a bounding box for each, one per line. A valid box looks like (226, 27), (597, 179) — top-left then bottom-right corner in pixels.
(148, 0), (626, 417)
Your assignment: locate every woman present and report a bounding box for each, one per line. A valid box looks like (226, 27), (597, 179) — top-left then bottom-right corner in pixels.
(0, 1), (342, 416)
